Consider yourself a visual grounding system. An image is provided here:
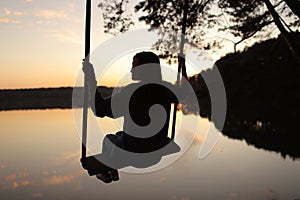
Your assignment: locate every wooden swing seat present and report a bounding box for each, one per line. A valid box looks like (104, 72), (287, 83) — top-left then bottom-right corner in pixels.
(81, 138), (180, 176)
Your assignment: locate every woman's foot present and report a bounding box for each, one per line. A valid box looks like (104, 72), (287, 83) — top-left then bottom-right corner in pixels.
(96, 170), (119, 183)
(109, 170), (119, 181)
(96, 171), (112, 183)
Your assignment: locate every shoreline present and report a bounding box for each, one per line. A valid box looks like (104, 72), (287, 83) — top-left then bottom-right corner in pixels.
(0, 87), (114, 111)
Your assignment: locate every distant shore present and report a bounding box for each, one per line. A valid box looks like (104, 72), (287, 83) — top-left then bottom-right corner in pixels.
(0, 87), (114, 111)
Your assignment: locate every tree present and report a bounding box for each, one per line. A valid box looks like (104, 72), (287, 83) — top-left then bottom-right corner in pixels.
(218, 0), (300, 64)
(98, 0), (219, 63)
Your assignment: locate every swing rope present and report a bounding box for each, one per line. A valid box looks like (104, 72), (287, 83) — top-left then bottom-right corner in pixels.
(171, 0), (188, 140)
(81, 0), (91, 160)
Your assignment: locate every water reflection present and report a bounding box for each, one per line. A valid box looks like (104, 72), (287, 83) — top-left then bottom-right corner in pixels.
(181, 99), (300, 160)
(186, 56), (300, 161)
(1, 110), (300, 200)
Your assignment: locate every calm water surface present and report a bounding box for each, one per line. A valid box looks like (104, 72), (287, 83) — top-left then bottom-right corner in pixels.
(0, 110), (299, 200)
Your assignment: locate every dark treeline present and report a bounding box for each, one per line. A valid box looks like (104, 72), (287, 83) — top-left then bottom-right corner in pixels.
(188, 33), (300, 159)
(0, 87), (113, 111)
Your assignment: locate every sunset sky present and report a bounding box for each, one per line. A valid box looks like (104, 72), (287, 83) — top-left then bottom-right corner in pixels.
(0, 0), (279, 89)
(0, 0), (108, 89)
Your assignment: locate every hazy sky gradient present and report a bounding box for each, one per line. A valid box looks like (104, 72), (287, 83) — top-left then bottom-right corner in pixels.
(0, 0), (112, 89)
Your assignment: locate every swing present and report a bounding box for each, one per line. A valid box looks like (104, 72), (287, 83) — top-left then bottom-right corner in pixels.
(81, 137), (181, 176)
(80, 0), (187, 176)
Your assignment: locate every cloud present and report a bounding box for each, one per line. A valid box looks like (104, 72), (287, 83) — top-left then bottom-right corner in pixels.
(4, 8), (11, 15)
(0, 18), (22, 24)
(0, 8), (25, 24)
(0, 18), (10, 23)
(32, 193), (43, 199)
(35, 10), (68, 20)
(21, 180), (30, 186)
(5, 174), (17, 182)
(2, 8), (79, 27)
(42, 175), (74, 185)
(2, 8), (27, 16)
(13, 11), (27, 16)
(33, 9), (80, 25)
(5, 174), (32, 189)
(49, 30), (83, 45)
(12, 182), (19, 189)
(61, 151), (80, 161)
(35, 9), (81, 24)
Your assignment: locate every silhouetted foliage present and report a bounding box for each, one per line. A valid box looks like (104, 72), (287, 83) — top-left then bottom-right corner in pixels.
(219, 0), (271, 39)
(218, 0), (300, 63)
(188, 33), (300, 159)
(98, 0), (134, 35)
(284, 0), (300, 20)
(135, 0), (220, 61)
(0, 87), (114, 111)
(98, 0), (220, 62)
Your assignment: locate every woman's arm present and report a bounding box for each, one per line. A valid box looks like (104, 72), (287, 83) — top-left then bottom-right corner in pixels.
(82, 60), (113, 117)
(94, 90), (113, 118)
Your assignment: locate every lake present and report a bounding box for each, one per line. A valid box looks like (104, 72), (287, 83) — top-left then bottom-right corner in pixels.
(0, 109), (299, 200)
